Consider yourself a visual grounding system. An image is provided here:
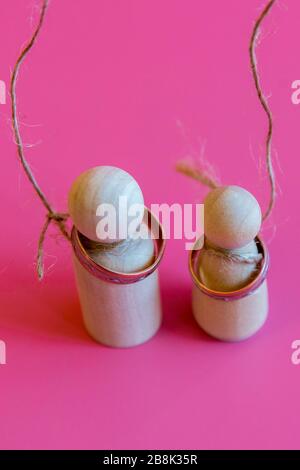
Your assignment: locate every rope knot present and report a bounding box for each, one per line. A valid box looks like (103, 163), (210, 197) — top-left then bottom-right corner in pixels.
(37, 211), (70, 280)
(48, 212), (69, 223)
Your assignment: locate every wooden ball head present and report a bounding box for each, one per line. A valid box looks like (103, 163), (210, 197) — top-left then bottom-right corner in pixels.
(68, 166), (145, 243)
(204, 186), (262, 250)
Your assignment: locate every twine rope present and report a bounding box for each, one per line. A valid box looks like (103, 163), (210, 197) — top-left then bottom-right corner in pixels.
(204, 248), (263, 265)
(177, 0), (277, 265)
(249, 0), (276, 221)
(175, 160), (219, 190)
(177, 0), (276, 222)
(10, 0), (70, 280)
(11, 1), (277, 276)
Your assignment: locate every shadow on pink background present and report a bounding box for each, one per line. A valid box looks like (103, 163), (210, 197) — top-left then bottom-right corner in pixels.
(0, 0), (299, 449)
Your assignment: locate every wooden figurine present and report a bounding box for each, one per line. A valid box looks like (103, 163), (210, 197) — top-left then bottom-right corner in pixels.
(68, 166), (165, 348)
(190, 185), (269, 341)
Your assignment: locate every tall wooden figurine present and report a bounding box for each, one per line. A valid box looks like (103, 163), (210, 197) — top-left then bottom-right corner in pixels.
(68, 166), (165, 348)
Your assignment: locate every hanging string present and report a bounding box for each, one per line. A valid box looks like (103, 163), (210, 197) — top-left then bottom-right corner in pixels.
(249, 0), (276, 220)
(177, 0), (277, 222)
(11, 0), (277, 278)
(10, 0), (70, 280)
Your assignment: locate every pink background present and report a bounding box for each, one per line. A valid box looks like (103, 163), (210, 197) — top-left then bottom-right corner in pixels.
(0, 0), (299, 450)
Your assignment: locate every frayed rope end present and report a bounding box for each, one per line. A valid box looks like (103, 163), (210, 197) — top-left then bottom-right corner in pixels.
(176, 160), (219, 190)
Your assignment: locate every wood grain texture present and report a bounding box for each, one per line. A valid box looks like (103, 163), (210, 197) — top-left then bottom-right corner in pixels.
(73, 255), (162, 347)
(199, 240), (260, 292)
(68, 166), (144, 243)
(192, 280), (268, 342)
(204, 186), (262, 249)
(88, 224), (155, 273)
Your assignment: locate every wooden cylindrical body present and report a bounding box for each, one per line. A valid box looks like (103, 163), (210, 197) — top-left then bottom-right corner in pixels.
(189, 236), (269, 342)
(71, 209), (165, 348)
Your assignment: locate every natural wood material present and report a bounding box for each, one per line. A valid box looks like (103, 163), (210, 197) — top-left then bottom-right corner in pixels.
(204, 186), (262, 250)
(73, 254), (162, 348)
(68, 166), (144, 243)
(190, 236), (269, 342)
(69, 166), (164, 348)
(199, 240), (261, 292)
(192, 280), (268, 342)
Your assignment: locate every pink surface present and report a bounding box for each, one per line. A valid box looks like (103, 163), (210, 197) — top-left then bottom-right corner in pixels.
(0, 0), (299, 450)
